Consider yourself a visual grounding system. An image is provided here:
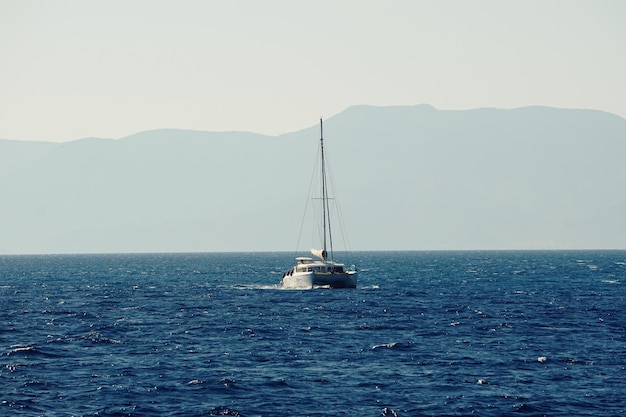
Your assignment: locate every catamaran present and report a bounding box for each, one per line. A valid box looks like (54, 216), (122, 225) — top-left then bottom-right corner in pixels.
(281, 119), (357, 289)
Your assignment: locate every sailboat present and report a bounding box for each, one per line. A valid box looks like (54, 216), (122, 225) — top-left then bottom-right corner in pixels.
(281, 119), (357, 289)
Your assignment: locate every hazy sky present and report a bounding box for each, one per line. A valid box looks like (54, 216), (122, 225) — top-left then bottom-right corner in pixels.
(1, 0), (624, 141)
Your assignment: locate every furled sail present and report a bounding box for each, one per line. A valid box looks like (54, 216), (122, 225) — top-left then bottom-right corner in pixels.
(310, 248), (327, 260)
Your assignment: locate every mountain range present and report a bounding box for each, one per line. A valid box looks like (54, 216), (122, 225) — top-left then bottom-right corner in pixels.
(2, 104), (625, 254)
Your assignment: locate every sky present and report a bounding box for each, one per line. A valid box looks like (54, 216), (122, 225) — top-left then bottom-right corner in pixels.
(1, 0), (625, 142)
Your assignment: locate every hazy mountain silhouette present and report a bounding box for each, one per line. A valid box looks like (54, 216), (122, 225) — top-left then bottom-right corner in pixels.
(2, 104), (625, 254)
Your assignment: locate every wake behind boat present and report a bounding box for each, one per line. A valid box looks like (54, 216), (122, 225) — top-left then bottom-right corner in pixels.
(281, 119), (357, 289)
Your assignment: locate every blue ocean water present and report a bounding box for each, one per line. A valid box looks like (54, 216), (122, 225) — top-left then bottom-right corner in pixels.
(1, 251), (625, 417)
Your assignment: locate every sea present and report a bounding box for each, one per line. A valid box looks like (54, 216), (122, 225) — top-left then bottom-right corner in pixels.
(1, 251), (624, 417)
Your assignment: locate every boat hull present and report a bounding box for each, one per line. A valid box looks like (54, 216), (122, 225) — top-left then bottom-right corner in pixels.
(313, 271), (357, 288)
(281, 272), (314, 289)
(281, 270), (357, 289)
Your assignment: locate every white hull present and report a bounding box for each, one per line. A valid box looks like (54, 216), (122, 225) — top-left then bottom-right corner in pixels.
(281, 270), (357, 289)
(281, 272), (314, 289)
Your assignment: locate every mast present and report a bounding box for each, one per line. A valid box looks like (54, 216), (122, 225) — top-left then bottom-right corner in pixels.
(319, 118), (332, 261)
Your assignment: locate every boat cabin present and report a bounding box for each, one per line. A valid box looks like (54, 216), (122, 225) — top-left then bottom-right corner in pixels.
(293, 257), (345, 273)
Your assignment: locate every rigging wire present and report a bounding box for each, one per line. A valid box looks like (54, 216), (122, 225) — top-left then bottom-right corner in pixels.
(294, 142), (320, 259)
(324, 144), (355, 261)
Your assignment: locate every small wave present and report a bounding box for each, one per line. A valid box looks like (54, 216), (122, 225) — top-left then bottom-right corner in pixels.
(372, 342), (412, 351)
(5, 345), (57, 358)
(602, 279), (621, 284)
(267, 378), (289, 387)
(187, 379), (205, 385)
(209, 407), (243, 416)
(513, 403), (545, 414)
(41, 309), (79, 316)
(24, 380), (48, 388)
(47, 332), (123, 345)
(358, 324), (387, 331)
(7, 345), (37, 356)
(220, 378), (237, 388)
